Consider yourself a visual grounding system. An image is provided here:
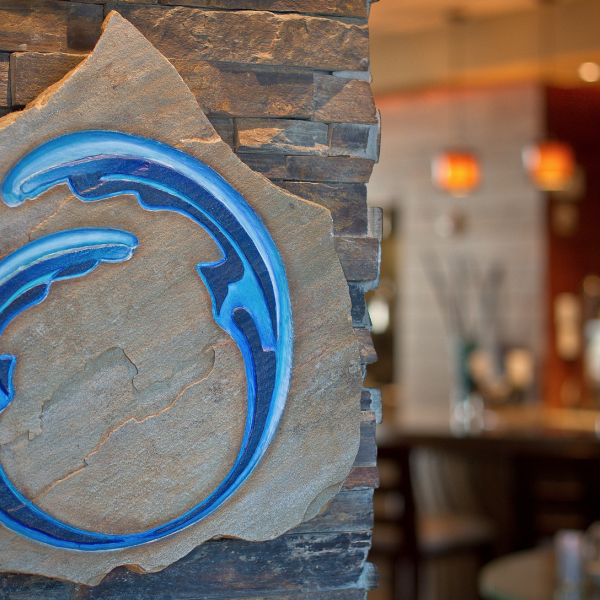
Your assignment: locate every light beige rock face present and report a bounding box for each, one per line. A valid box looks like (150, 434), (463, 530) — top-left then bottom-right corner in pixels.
(0, 12), (361, 585)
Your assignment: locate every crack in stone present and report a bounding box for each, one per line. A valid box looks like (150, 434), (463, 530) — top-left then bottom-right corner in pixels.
(300, 482), (341, 524)
(121, 347), (141, 392)
(30, 347), (218, 503)
(0, 423), (41, 448)
(29, 464), (88, 503)
(37, 347), (139, 426)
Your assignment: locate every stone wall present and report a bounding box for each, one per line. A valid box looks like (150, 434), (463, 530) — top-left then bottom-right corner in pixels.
(0, 0), (381, 597)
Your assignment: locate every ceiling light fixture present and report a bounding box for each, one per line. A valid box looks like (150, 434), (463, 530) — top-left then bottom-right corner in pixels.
(432, 150), (481, 197)
(431, 11), (481, 198)
(522, 1), (576, 192)
(578, 62), (600, 83)
(522, 140), (576, 192)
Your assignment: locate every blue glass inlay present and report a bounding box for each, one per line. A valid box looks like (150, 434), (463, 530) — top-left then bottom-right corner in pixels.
(0, 131), (293, 551)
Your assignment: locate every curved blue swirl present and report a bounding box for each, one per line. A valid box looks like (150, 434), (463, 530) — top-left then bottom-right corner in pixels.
(0, 228), (139, 413)
(0, 131), (293, 550)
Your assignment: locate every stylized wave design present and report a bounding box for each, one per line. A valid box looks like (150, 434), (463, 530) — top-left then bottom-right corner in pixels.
(0, 131), (293, 550)
(0, 229), (139, 412)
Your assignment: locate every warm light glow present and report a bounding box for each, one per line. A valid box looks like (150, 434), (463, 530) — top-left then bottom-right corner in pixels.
(522, 140), (576, 192)
(431, 150), (481, 197)
(578, 62), (600, 83)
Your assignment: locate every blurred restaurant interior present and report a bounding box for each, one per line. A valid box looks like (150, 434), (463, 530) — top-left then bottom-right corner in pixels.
(364, 0), (600, 599)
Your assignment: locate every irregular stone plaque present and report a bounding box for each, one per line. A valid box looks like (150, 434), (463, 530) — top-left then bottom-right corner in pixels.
(0, 12), (362, 585)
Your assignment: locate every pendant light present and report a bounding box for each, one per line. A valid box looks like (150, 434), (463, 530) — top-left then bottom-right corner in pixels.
(432, 12), (481, 197)
(432, 150), (480, 197)
(522, 140), (576, 191)
(523, 0), (576, 192)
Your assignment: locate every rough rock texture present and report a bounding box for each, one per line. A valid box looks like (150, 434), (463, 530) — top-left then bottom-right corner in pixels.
(0, 0), (102, 54)
(107, 4), (369, 71)
(285, 156), (374, 183)
(0, 53), (8, 107)
(171, 61), (315, 118)
(156, 0), (369, 18)
(330, 121), (380, 162)
(236, 118), (330, 155)
(12, 52), (320, 119)
(10, 52), (86, 106)
(0, 12), (361, 585)
(276, 182), (368, 237)
(313, 74), (377, 124)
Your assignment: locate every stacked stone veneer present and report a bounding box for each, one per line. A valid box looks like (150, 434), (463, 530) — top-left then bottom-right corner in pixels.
(0, 0), (381, 598)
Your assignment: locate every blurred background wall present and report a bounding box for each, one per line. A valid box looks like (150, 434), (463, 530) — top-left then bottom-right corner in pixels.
(366, 0), (600, 427)
(368, 84), (545, 427)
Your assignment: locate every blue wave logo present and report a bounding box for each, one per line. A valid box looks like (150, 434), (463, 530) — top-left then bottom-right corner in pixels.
(0, 131), (293, 550)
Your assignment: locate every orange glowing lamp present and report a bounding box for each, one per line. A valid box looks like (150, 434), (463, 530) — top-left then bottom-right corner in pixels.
(432, 150), (481, 197)
(522, 140), (576, 192)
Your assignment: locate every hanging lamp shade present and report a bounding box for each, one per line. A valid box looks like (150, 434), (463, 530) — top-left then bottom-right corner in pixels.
(522, 140), (576, 191)
(432, 150), (481, 197)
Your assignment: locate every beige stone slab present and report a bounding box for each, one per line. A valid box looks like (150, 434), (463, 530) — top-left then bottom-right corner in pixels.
(0, 11), (361, 585)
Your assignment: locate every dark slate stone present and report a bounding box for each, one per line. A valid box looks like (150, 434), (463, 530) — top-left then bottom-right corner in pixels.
(342, 466), (379, 490)
(354, 414), (377, 467)
(236, 118), (329, 155)
(349, 282), (371, 328)
(285, 156), (374, 183)
(330, 122), (379, 160)
(73, 533), (372, 599)
(158, 0), (368, 19)
(276, 182), (367, 236)
(0, 53), (8, 107)
(354, 327), (377, 364)
(208, 116), (235, 148)
(172, 61), (314, 119)
(361, 388), (382, 424)
(334, 237), (380, 282)
(10, 51), (85, 105)
(0, 573), (73, 600)
(289, 489), (374, 534)
(313, 74), (376, 124)
(0, 1), (102, 53)
(105, 5), (369, 71)
(238, 153), (287, 179)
